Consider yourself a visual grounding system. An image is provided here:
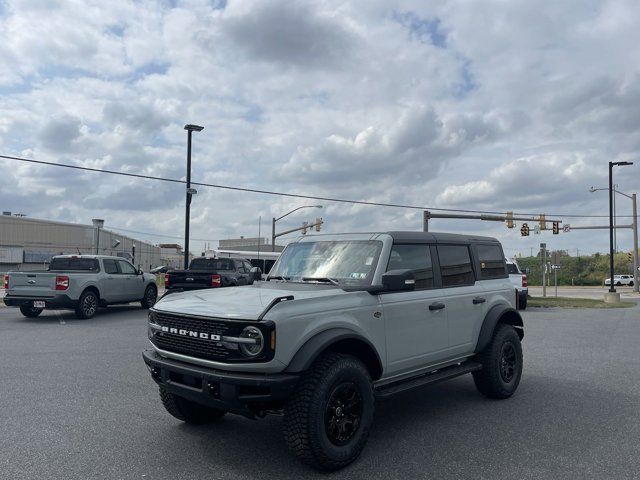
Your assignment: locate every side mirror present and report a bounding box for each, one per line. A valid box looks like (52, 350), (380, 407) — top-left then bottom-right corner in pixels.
(250, 266), (263, 281)
(138, 268), (143, 275)
(380, 269), (415, 292)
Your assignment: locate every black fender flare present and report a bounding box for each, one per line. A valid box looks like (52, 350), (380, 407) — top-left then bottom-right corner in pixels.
(285, 328), (383, 379)
(474, 304), (524, 353)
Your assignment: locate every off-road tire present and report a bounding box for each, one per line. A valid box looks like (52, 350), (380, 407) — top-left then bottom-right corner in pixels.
(629, 281), (634, 287)
(20, 305), (43, 318)
(616, 281), (622, 286)
(141, 285), (157, 309)
(283, 353), (375, 471)
(159, 387), (226, 424)
(473, 323), (523, 399)
(75, 290), (98, 319)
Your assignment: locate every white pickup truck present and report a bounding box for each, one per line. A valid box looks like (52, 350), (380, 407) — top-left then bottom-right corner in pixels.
(506, 258), (528, 309)
(3, 255), (158, 319)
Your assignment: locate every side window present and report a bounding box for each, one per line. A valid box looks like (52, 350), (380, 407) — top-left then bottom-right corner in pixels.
(118, 260), (137, 275)
(437, 245), (475, 287)
(387, 244), (434, 290)
(477, 244), (507, 279)
(103, 259), (118, 274)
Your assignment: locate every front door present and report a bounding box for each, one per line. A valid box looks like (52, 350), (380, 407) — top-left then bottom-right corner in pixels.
(380, 243), (449, 376)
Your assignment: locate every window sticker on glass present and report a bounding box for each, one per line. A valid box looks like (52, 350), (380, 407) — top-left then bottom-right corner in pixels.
(350, 272), (367, 279)
(365, 257), (374, 266)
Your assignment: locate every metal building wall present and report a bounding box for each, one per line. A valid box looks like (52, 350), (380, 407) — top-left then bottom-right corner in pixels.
(0, 215), (161, 272)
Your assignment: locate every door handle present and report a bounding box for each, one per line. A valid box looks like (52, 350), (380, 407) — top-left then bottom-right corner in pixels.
(429, 302), (446, 311)
(473, 297), (486, 304)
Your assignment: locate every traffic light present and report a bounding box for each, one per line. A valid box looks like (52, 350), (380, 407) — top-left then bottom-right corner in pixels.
(302, 221), (308, 234)
(539, 214), (546, 230)
(520, 223), (530, 236)
(315, 217), (322, 232)
(552, 222), (559, 235)
(506, 212), (514, 229)
(629, 252), (634, 263)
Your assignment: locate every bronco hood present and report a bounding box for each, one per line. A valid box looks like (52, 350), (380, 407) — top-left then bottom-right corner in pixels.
(154, 282), (346, 320)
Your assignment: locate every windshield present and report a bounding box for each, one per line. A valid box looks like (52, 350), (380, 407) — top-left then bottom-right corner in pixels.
(268, 240), (383, 286)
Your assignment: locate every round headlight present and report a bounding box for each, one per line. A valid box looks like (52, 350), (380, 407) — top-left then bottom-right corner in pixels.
(239, 326), (264, 358)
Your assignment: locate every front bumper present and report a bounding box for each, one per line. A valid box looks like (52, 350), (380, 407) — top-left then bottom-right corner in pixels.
(3, 294), (76, 309)
(142, 349), (300, 417)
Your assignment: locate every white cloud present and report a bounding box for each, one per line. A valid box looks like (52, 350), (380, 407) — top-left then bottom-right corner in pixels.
(0, 0), (638, 256)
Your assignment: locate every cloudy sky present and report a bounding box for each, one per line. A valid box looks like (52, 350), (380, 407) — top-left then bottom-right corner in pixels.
(1, 0), (639, 257)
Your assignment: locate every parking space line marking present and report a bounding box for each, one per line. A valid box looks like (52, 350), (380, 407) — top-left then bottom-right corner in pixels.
(55, 312), (65, 325)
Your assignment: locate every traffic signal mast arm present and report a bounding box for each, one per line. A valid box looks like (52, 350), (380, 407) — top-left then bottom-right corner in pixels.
(273, 219), (324, 239)
(423, 212), (562, 224)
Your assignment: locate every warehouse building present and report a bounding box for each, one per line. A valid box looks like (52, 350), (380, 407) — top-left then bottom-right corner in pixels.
(0, 214), (161, 272)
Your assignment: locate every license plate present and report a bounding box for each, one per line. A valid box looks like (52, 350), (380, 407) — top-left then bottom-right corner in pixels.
(33, 301), (45, 308)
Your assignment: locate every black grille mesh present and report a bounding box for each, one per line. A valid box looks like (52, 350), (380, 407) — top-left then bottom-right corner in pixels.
(152, 311), (247, 361)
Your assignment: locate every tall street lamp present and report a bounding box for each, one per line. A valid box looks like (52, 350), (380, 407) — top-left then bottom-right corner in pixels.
(272, 205), (323, 252)
(589, 185), (639, 293)
(607, 161), (633, 298)
(183, 124), (204, 269)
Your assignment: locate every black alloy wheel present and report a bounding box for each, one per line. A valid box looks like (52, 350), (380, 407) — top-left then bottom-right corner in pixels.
(324, 382), (363, 446)
(499, 342), (517, 383)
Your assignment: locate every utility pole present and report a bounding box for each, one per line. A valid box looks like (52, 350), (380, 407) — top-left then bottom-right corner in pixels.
(633, 193), (639, 293)
(541, 243), (547, 298)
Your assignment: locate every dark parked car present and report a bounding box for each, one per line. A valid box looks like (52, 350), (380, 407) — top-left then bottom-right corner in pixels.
(164, 257), (258, 292)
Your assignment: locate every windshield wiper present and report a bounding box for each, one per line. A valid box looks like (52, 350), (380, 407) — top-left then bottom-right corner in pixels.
(302, 277), (341, 286)
(268, 275), (290, 282)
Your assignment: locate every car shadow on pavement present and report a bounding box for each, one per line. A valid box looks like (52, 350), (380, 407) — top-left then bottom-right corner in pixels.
(7, 305), (147, 324)
(149, 373), (638, 479)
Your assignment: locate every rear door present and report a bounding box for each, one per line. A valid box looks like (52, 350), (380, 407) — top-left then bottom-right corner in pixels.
(381, 243), (450, 375)
(435, 244), (484, 357)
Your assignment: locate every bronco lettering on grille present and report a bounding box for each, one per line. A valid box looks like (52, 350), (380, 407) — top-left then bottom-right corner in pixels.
(160, 325), (221, 341)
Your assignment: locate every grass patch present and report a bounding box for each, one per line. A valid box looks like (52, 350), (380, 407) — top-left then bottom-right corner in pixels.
(528, 296), (635, 309)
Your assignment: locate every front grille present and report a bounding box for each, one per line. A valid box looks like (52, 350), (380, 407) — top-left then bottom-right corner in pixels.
(150, 311), (270, 363)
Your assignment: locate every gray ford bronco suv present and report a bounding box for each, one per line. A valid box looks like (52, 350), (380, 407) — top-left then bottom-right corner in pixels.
(143, 232), (524, 470)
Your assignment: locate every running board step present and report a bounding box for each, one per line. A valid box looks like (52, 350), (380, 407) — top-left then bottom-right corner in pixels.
(375, 361), (482, 398)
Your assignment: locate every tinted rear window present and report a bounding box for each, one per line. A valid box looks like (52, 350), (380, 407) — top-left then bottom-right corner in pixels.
(49, 258), (100, 272)
(477, 244), (507, 279)
(189, 258), (234, 270)
(437, 245), (475, 287)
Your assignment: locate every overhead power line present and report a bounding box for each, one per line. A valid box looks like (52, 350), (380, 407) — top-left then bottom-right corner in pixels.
(0, 154), (633, 218)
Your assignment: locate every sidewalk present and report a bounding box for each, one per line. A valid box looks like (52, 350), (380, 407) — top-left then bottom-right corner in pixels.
(529, 285), (639, 300)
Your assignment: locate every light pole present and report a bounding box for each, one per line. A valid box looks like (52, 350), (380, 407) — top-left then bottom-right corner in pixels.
(271, 205), (323, 252)
(183, 124), (204, 269)
(92, 219), (104, 254)
(607, 161), (633, 299)
(589, 185), (639, 293)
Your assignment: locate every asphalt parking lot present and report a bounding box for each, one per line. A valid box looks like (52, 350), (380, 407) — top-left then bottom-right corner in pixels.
(1, 303), (639, 480)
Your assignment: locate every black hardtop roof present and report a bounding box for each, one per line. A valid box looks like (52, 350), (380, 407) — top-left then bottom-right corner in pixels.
(387, 231), (501, 244)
